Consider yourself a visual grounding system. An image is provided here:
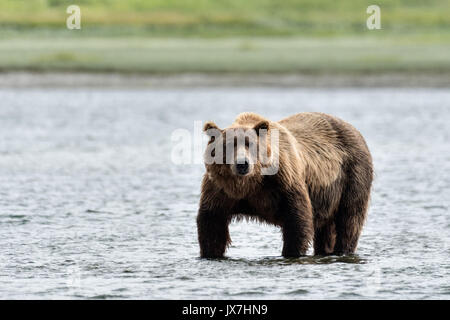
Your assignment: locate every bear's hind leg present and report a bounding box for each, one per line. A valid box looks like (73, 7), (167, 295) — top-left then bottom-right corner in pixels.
(333, 168), (372, 255)
(313, 220), (336, 255)
(333, 203), (368, 255)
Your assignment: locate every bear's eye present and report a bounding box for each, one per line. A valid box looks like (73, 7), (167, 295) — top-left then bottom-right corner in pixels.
(245, 136), (255, 148)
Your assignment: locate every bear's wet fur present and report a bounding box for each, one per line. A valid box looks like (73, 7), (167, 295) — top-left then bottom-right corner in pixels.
(197, 112), (373, 258)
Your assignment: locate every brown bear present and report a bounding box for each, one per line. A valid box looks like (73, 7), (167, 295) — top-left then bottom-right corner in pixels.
(197, 112), (373, 258)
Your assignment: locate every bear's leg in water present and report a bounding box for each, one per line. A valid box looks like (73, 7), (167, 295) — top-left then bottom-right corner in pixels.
(313, 220), (336, 255)
(197, 207), (231, 258)
(280, 187), (314, 257)
(334, 163), (372, 255)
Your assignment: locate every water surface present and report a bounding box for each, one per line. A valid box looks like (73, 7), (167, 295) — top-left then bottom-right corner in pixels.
(0, 88), (449, 299)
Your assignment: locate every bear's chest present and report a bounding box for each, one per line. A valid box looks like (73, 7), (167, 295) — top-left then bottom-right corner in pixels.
(242, 188), (282, 224)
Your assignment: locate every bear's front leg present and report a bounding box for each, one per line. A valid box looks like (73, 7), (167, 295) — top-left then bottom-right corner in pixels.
(197, 206), (231, 258)
(280, 187), (314, 257)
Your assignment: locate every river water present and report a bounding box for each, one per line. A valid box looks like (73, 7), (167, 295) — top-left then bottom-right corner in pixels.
(0, 87), (449, 299)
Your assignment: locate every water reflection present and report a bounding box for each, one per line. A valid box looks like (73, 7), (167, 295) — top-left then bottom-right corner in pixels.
(211, 254), (367, 266)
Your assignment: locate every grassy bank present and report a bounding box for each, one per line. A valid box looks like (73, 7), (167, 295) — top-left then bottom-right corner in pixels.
(0, 1), (449, 75)
(1, 0), (449, 37)
(1, 36), (450, 74)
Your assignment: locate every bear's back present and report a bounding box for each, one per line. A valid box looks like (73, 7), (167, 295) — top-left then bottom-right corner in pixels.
(278, 112), (367, 190)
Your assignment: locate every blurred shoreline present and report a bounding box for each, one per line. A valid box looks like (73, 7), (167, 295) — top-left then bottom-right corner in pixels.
(1, 71), (449, 88)
(1, 2), (449, 89)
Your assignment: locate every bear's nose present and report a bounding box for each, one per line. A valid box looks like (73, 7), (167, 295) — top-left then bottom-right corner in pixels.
(236, 159), (249, 175)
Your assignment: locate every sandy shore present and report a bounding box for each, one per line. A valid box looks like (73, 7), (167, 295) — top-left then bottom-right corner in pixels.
(0, 72), (449, 88)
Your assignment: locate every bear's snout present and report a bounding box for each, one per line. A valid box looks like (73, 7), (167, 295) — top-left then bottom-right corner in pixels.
(235, 158), (250, 176)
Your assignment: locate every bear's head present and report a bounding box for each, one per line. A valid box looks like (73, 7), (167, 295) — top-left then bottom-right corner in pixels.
(202, 118), (275, 199)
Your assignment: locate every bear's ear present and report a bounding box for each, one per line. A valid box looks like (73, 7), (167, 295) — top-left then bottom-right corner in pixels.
(254, 120), (270, 135)
(203, 121), (221, 136)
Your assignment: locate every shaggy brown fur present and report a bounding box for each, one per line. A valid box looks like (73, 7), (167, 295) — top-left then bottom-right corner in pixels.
(197, 112), (373, 258)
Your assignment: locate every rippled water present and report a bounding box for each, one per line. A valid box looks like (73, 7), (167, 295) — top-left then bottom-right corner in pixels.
(0, 87), (449, 299)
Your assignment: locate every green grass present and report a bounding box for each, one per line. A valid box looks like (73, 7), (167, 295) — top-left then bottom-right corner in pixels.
(0, 0), (449, 74)
(1, 36), (450, 74)
(0, 0), (449, 37)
